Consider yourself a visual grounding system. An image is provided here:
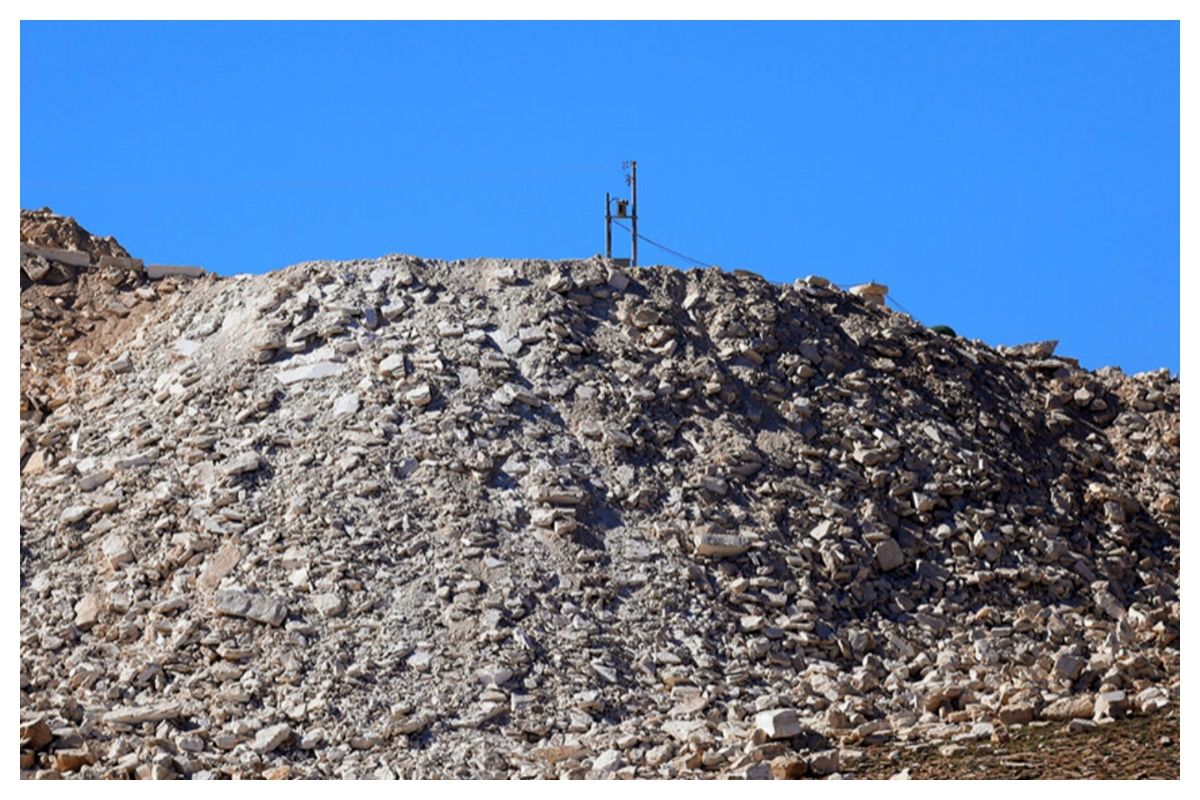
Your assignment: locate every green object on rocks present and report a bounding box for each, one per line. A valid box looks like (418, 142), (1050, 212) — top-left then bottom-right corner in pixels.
(931, 324), (957, 337)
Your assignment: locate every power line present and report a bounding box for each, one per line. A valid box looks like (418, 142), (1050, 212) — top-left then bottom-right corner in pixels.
(885, 291), (916, 318)
(610, 220), (712, 268)
(609, 208), (917, 319)
(601, 163), (910, 312)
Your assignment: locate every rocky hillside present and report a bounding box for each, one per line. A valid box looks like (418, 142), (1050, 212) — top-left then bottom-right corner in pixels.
(21, 207), (130, 258)
(19, 211), (1179, 779)
(20, 208), (158, 433)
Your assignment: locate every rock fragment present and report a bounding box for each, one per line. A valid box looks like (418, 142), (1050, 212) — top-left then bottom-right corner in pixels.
(693, 531), (751, 558)
(313, 592), (346, 619)
(213, 590), (287, 626)
(754, 708), (802, 739)
(1041, 695), (1095, 721)
(405, 384), (432, 407)
(332, 392), (360, 419)
(61, 505), (90, 524)
(874, 538), (905, 571)
(198, 541), (243, 591)
(224, 452), (261, 476)
(74, 592), (103, 629)
(101, 534), (132, 568)
(378, 354), (406, 377)
(254, 724), (293, 754)
(277, 361), (346, 384)
(103, 702), (185, 725)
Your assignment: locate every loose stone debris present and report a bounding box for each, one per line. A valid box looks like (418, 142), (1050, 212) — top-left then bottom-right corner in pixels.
(19, 210), (1179, 779)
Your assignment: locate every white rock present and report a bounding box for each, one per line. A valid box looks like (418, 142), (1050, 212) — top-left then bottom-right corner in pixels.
(332, 392), (360, 419)
(78, 469), (112, 492)
(405, 384), (432, 407)
(74, 592), (103, 628)
(61, 505), (91, 524)
(810, 520), (835, 541)
(224, 452), (261, 476)
(518, 325), (545, 344)
(408, 652), (434, 672)
(103, 702), (184, 725)
(297, 728), (326, 749)
(662, 719), (707, 742)
(175, 339), (200, 357)
(254, 723), (293, 754)
(1134, 686), (1170, 714)
(754, 708), (802, 739)
(277, 361), (346, 385)
(101, 534), (132, 568)
(254, 329), (287, 351)
(591, 749), (624, 775)
(1093, 690), (1127, 720)
(313, 593), (345, 618)
(378, 354), (406, 377)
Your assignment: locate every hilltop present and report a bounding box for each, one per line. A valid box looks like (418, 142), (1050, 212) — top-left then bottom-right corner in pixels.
(20, 211), (1179, 779)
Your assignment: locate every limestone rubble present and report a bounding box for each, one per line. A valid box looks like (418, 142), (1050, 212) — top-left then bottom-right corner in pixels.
(19, 210), (1179, 778)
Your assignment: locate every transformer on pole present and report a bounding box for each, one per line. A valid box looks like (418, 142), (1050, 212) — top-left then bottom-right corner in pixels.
(604, 160), (638, 267)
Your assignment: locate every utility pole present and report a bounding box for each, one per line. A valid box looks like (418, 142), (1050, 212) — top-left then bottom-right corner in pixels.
(630, 161), (638, 267)
(605, 192), (612, 260)
(604, 160), (639, 266)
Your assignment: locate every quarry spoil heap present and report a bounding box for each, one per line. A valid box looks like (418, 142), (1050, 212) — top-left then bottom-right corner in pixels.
(20, 210), (1179, 779)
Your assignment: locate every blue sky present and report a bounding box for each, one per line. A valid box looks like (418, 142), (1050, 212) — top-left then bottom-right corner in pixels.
(20, 21), (1178, 373)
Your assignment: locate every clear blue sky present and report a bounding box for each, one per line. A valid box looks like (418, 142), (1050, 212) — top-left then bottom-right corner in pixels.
(21, 21), (1179, 374)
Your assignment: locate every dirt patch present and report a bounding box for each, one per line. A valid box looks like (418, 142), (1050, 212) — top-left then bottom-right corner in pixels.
(844, 706), (1180, 779)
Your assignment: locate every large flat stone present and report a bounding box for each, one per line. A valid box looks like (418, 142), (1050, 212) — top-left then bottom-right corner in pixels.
(213, 589), (287, 626)
(146, 264), (205, 280)
(20, 243), (91, 267)
(104, 701), (185, 725)
(277, 361), (346, 385)
(693, 532), (751, 558)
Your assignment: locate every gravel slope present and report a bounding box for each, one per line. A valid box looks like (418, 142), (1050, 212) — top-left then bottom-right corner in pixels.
(20, 212), (1179, 779)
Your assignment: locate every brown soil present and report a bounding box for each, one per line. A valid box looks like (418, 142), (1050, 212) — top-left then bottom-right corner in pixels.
(844, 706), (1180, 780)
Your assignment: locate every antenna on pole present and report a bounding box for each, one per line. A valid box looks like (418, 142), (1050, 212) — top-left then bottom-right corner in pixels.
(604, 160), (638, 267)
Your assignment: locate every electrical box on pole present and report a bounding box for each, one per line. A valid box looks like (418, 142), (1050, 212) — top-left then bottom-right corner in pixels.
(604, 161), (638, 267)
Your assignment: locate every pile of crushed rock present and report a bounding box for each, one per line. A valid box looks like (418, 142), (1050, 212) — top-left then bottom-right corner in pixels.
(20, 211), (1178, 779)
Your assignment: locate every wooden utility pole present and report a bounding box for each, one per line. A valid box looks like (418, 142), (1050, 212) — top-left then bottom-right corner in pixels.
(605, 192), (612, 259)
(630, 161), (638, 267)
